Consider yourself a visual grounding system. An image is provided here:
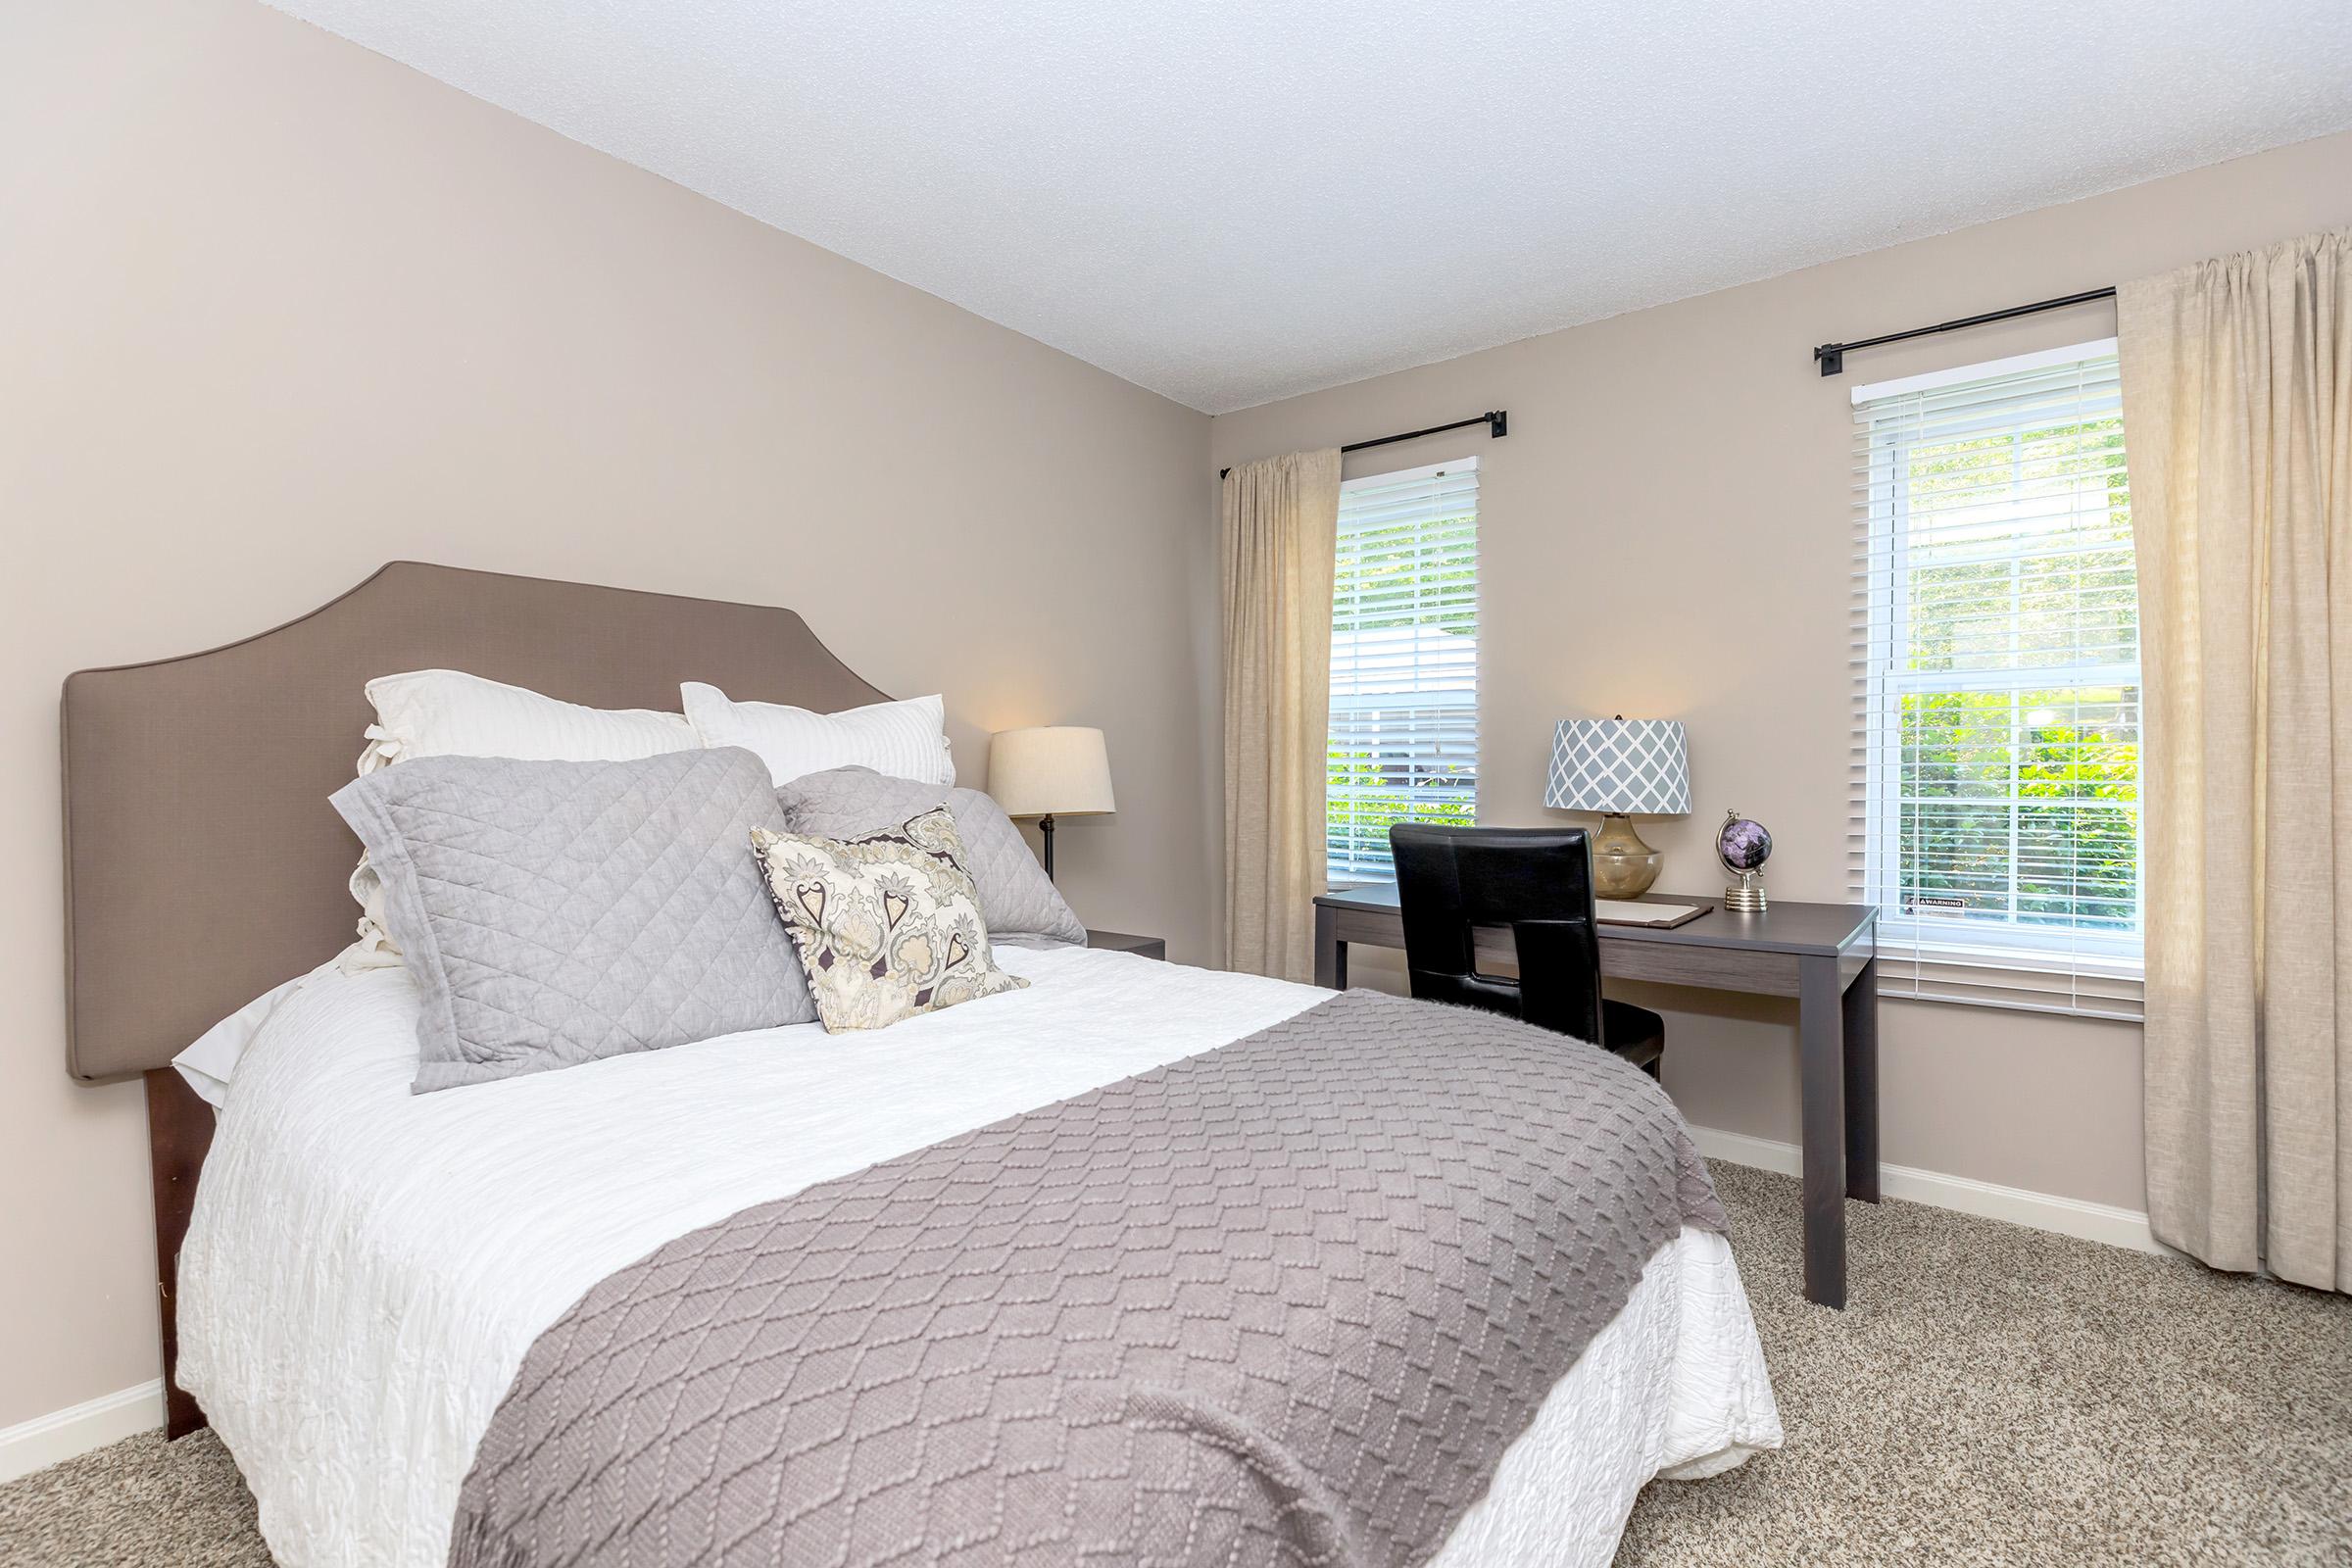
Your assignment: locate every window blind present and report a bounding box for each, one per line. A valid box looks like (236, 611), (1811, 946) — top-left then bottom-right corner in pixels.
(1327, 458), (1479, 883)
(1849, 343), (2143, 1019)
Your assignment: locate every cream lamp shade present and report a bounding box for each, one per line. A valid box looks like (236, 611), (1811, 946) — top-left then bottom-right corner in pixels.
(991, 726), (1113, 883)
(989, 726), (1115, 819)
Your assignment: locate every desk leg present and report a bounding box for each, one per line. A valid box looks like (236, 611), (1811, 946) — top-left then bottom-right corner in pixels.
(1798, 955), (1848, 1309)
(1313, 906), (1346, 990)
(1843, 956), (1882, 1203)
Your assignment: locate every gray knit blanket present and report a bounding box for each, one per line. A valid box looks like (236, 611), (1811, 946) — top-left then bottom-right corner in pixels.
(449, 989), (1727, 1568)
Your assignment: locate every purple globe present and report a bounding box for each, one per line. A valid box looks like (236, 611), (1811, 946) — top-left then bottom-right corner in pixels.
(1717, 815), (1773, 872)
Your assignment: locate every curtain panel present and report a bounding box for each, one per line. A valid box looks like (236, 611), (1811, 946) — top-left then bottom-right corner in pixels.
(1221, 449), (1342, 981)
(2121, 228), (2350, 1293)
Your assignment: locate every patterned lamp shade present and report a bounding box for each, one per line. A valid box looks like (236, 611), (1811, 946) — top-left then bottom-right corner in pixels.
(1544, 718), (1690, 815)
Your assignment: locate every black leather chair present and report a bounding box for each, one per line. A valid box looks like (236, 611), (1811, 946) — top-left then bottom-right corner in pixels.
(1387, 824), (1665, 1077)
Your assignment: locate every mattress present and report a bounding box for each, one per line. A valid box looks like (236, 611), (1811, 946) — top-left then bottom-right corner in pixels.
(177, 947), (1782, 1567)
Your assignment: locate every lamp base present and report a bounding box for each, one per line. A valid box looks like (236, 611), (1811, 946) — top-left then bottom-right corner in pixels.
(1590, 813), (1662, 899)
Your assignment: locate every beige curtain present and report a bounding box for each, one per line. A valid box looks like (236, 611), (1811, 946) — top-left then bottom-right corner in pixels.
(2121, 228), (2350, 1293)
(1221, 449), (1342, 981)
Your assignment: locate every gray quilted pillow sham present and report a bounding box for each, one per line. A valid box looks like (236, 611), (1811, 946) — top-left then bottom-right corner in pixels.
(774, 766), (1087, 947)
(331, 747), (816, 1094)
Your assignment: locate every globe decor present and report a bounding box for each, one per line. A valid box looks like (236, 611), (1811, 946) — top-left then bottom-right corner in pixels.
(1716, 809), (1773, 912)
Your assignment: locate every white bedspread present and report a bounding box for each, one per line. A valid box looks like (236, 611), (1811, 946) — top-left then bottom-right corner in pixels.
(179, 948), (1780, 1568)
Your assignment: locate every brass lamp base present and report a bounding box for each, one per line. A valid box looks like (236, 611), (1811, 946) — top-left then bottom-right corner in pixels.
(1590, 812), (1662, 898)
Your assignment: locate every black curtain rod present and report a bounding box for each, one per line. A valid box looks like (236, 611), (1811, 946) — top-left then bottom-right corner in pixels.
(1813, 288), (2116, 377)
(1220, 410), (1506, 480)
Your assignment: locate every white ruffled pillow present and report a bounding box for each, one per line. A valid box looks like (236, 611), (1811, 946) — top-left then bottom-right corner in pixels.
(358, 669), (695, 774)
(350, 671), (699, 952)
(680, 682), (955, 787)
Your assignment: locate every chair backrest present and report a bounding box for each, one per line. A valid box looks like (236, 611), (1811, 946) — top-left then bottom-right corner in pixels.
(1387, 824), (1605, 1043)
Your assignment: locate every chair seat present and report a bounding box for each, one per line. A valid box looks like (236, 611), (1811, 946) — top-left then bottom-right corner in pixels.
(1602, 998), (1665, 1075)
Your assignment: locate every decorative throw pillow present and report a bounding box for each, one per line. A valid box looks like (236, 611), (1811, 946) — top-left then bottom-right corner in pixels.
(751, 808), (1027, 1033)
(773, 766), (1087, 947)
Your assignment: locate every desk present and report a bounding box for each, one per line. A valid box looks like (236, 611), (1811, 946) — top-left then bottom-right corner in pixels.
(1313, 886), (1880, 1309)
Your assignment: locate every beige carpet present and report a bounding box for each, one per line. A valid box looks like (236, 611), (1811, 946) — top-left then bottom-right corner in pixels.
(4, 1163), (2346, 1567)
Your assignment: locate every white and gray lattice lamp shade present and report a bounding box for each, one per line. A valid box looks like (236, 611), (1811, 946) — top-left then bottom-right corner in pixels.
(1544, 718), (1691, 815)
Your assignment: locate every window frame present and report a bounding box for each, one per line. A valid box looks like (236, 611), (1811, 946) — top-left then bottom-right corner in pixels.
(1854, 340), (2145, 1016)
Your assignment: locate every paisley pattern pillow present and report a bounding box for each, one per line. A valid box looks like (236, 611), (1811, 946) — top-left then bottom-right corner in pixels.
(750, 808), (1027, 1032)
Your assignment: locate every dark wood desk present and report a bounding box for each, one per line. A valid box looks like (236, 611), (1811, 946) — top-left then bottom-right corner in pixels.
(1313, 886), (1880, 1309)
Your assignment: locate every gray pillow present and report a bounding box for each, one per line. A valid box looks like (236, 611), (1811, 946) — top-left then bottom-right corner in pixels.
(774, 766), (1087, 948)
(331, 747), (815, 1093)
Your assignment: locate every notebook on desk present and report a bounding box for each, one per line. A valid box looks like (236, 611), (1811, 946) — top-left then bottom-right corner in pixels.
(1594, 899), (1711, 928)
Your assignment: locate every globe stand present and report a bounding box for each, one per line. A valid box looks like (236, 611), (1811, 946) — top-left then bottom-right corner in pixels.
(1723, 868), (1768, 912)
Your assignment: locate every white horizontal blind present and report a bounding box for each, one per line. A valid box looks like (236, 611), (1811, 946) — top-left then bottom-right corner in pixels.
(1328, 458), (1479, 882)
(1851, 345), (2144, 1018)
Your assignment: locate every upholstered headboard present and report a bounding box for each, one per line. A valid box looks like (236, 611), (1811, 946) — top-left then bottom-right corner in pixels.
(62, 561), (892, 1082)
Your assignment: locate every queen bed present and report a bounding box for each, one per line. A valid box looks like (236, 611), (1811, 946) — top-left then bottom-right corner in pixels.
(63, 563), (1781, 1568)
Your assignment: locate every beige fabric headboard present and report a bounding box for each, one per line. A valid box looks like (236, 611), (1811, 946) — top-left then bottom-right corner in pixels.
(62, 561), (892, 1082)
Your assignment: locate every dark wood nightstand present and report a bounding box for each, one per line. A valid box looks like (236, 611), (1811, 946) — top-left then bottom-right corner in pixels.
(1085, 929), (1166, 960)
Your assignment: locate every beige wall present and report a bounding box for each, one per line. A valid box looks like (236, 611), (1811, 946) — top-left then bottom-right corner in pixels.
(8, 0), (2348, 1444)
(0, 1), (1213, 1428)
(1212, 132), (2352, 1216)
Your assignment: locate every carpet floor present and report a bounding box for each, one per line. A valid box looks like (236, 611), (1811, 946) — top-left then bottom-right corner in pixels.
(3, 1163), (2346, 1567)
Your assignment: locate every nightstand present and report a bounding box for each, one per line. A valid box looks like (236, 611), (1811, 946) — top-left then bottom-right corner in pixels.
(1085, 929), (1166, 960)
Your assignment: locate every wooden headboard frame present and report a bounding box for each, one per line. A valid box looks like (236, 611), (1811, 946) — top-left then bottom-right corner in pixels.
(62, 562), (894, 1436)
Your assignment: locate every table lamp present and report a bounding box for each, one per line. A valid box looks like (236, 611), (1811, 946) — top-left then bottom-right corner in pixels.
(989, 726), (1115, 880)
(1544, 716), (1691, 897)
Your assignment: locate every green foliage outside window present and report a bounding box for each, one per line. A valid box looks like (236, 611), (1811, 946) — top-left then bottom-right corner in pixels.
(1896, 689), (2138, 929)
(1326, 750), (1476, 870)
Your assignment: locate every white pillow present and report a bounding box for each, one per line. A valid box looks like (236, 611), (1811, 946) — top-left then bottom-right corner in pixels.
(350, 671), (701, 953)
(680, 681), (956, 787)
(171, 949), (394, 1107)
(173, 971), (311, 1108)
(358, 669), (695, 773)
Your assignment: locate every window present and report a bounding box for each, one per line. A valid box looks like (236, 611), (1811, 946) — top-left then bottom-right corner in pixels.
(1852, 342), (2141, 1017)
(1326, 458), (1479, 883)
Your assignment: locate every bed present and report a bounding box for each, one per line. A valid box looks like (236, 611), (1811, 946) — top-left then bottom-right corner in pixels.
(62, 563), (1781, 1567)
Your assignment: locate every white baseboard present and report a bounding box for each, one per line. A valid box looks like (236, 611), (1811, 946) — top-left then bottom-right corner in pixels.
(1689, 1125), (2166, 1256)
(0, 1379), (165, 1486)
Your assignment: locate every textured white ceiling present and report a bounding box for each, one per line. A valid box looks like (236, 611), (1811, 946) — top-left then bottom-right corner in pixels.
(271, 0), (2352, 413)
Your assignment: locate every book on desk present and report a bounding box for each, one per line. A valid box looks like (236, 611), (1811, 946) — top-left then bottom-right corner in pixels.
(1593, 899), (1710, 928)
